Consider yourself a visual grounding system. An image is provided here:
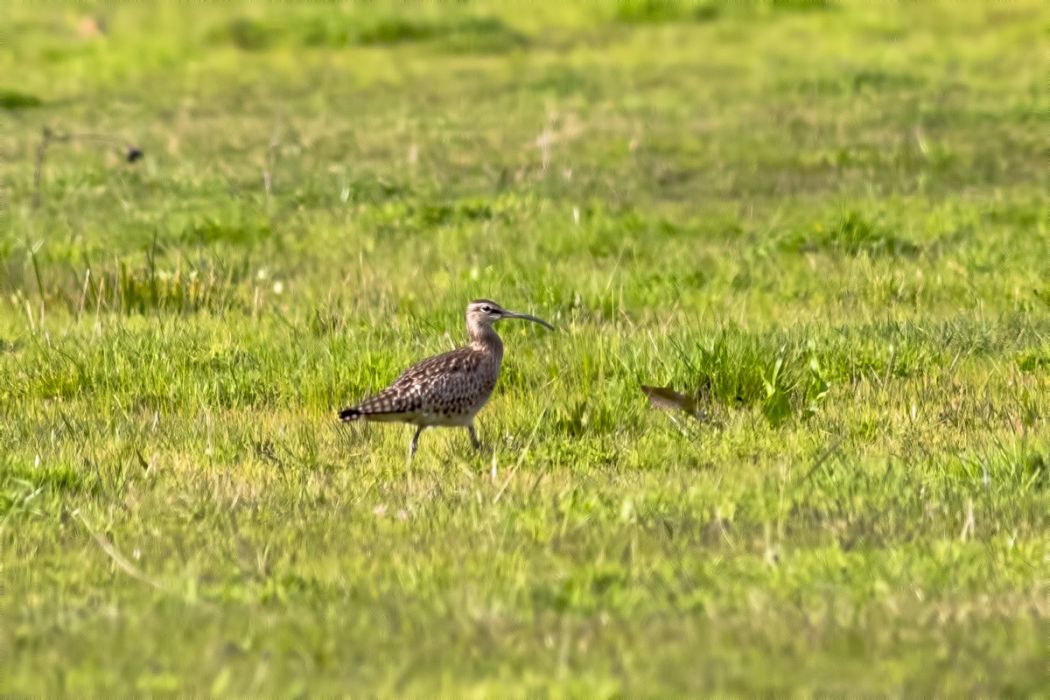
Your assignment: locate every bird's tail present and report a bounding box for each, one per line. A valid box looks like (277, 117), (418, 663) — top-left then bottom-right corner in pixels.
(339, 388), (415, 423)
(338, 406), (363, 422)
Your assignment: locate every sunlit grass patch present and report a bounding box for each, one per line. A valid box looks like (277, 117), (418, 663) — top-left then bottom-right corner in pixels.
(0, 0), (1047, 695)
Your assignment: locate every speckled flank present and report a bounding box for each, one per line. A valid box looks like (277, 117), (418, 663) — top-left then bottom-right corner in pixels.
(341, 347), (499, 426)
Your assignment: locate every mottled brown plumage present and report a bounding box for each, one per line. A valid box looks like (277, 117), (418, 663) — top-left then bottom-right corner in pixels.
(339, 299), (553, 460)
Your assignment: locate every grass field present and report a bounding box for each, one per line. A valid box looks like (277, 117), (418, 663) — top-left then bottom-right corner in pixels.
(1, 1), (1047, 695)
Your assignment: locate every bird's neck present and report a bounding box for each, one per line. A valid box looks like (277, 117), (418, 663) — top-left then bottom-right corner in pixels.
(468, 323), (503, 360)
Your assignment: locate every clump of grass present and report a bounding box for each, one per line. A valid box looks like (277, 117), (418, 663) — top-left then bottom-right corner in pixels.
(5, 462), (90, 497)
(613, 0), (832, 23)
(1016, 348), (1050, 373)
(363, 196), (525, 235)
(678, 330), (831, 426)
(338, 174), (407, 206)
(64, 259), (250, 316)
(116, 263), (247, 315)
(769, 0), (837, 11)
(667, 323), (952, 426)
(1, 240), (253, 316)
(1021, 451), (1047, 491)
(0, 88), (43, 110)
(782, 211), (921, 256)
(412, 200), (500, 226)
(208, 13), (528, 53)
(179, 217), (272, 247)
(307, 303), (347, 338)
(614, 0), (720, 24)
(793, 70), (924, 96)
(354, 17), (438, 45)
(217, 17), (273, 51)
(436, 17), (529, 53)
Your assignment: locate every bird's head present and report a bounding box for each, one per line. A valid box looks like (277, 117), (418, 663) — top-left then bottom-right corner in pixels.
(466, 299), (554, 332)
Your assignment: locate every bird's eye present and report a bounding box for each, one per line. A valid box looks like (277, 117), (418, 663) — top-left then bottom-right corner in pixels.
(481, 305), (492, 312)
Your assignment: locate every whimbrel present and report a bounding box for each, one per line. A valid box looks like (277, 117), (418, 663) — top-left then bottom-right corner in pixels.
(338, 299), (553, 460)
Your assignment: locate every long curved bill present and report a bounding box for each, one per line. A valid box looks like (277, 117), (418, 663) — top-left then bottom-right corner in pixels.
(503, 310), (555, 331)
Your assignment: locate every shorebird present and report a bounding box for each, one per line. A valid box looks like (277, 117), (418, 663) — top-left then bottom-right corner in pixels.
(338, 299), (553, 460)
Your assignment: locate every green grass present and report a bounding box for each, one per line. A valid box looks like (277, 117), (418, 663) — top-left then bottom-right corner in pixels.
(1, 0), (1047, 695)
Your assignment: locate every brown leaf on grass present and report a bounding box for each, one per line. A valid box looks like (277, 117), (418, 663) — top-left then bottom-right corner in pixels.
(77, 16), (107, 39)
(641, 384), (703, 418)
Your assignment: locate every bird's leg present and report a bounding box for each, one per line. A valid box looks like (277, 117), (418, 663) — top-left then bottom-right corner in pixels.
(408, 426), (425, 463)
(467, 423), (481, 451)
